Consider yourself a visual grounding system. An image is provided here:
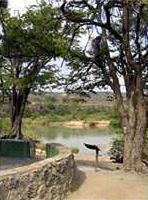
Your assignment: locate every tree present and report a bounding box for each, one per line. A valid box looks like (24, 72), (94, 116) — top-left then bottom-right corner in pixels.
(61, 0), (148, 172)
(0, 2), (69, 139)
(0, 0), (8, 103)
(0, 0), (8, 33)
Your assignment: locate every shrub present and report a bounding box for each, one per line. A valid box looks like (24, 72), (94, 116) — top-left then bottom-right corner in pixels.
(71, 147), (79, 154)
(0, 118), (10, 134)
(109, 137), (124, 163)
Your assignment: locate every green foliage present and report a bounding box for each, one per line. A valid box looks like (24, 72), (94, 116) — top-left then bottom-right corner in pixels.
(61, 3), (148, 171)
(71, 147), (79, 154)
(0, 118), (10, 134)
(109, 136), (124, 163)
(0, 2), (70, 95)
(109, 107), (124, 163)
(109, 107), (123, 135)
(28, 104), (114, 121)
(0, 2), (75, 137)
(22, 93), (116, 120)
(109, 118), (122, 135)
(2, 5), (68, 58)
(110, 130), (148, 163)
(143, 0), (148, 5)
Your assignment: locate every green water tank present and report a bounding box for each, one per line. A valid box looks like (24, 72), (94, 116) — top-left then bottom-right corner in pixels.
(46, 143), (59, 158)
(0, 139), (35, 158)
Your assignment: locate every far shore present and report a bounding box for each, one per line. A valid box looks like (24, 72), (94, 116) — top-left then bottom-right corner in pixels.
(63, 120), (110, 129)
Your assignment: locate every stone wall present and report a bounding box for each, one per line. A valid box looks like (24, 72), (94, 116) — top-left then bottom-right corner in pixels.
(0, 145), (75, 200)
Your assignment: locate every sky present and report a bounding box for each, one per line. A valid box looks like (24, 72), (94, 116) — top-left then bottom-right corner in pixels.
(9, 0), (38, 14)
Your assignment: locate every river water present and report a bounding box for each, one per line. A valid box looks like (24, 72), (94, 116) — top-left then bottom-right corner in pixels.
(40, 126), (112, 155)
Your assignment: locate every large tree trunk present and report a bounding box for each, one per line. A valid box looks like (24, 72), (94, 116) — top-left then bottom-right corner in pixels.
(10, 115), (23, 139)
(120, 91), (147, 172)
(9, 88), (30, 139)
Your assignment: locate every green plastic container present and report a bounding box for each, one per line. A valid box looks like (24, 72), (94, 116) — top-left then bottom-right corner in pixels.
(0, 139), (35, 158)
(46, 143), (59, 158)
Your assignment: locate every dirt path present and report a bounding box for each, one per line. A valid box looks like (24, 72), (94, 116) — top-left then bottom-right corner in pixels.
(66, 154), (148, 200)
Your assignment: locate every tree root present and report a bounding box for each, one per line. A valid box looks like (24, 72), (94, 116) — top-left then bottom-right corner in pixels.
(0, 134), (17, 139)
(0, 133), (23, 139)
(130, 161), (148, 174)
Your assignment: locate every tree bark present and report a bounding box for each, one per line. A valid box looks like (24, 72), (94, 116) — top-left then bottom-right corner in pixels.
(10, 115), (23, 139)
(9, 88), (30, 139)
(120, 87), (147, 172)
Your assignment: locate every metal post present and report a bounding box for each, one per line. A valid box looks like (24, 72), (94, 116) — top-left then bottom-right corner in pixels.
(95, 149), (99, 171)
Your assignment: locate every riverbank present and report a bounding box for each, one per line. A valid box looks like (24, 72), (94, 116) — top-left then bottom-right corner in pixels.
(64, 120), (110, 129)
(22, 118), (111, 140)
(0, 117), (111, 140)
(0, 101), (114, 136)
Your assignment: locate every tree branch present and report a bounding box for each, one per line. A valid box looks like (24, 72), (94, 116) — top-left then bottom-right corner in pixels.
(61, 0), (123, 42)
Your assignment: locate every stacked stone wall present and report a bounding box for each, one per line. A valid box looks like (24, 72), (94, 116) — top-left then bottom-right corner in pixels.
(0, 145), (75, 200)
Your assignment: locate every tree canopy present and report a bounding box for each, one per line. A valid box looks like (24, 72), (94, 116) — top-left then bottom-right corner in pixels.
(60, 0), (148, 172)
(0, 0), (148, 172)
(0, 2), (70, 138)
(60, 0), (148, 96)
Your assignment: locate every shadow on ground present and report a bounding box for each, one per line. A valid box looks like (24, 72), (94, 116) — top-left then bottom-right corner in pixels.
(76, 159), (121, 171)
(71, 168), (86, 192)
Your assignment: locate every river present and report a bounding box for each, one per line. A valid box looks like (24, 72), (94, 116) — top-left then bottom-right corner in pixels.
(39, 126), (112, 156)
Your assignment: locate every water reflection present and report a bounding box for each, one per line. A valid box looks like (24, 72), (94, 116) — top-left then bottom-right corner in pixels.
(40, 126), (112, 155)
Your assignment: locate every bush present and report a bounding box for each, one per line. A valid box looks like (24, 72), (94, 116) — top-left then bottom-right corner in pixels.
(0, 118), (10, 134)
(71, 147), (79, 154)
(109, 137), (124, 163)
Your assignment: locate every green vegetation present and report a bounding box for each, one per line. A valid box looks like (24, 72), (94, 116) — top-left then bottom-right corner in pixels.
(109, 137), (124, 163)
(23, 93), (115, 120)
(0, 93), (115, 139)
(109, 108), (122, 135)
(71, 147), (79, 154)
(0, 0), (147, 172)
(0, 1), (72, 138)
(0, 118), (10, 134)
(61, 0), (148, 172)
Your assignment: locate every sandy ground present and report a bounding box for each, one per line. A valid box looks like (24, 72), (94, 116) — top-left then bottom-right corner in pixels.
(66, 154), (148, 200)
(64, 120), (110, 129)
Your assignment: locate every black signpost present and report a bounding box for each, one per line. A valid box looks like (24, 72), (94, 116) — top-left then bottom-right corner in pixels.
(84, 143), (101, 171)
